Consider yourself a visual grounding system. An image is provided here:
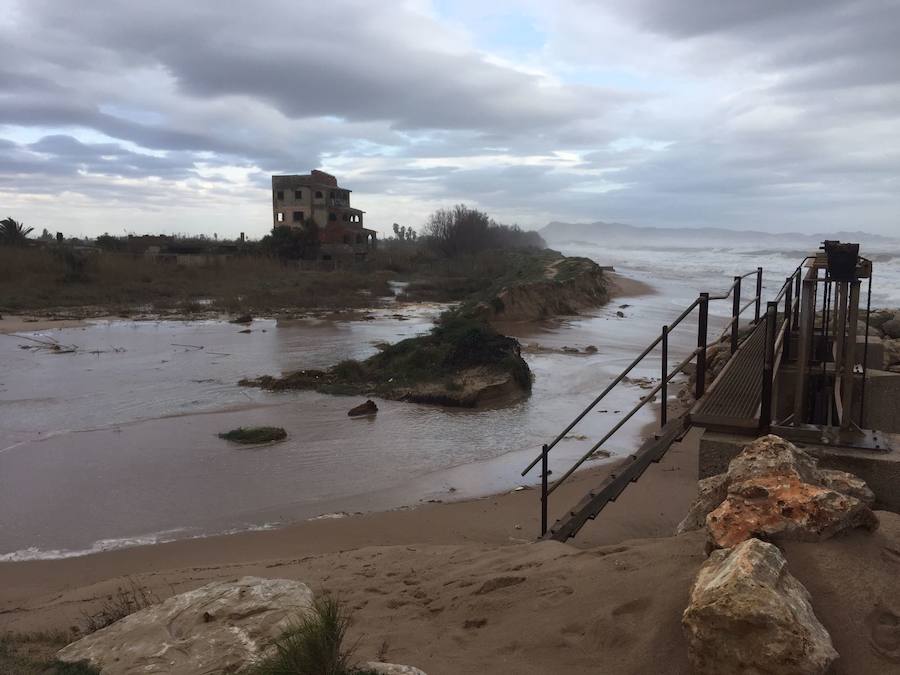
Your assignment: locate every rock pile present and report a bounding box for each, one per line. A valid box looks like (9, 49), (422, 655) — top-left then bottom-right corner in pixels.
(866, 308), (900, 372)
(680, 434), (881, 674)
(677, 434), (877, 549)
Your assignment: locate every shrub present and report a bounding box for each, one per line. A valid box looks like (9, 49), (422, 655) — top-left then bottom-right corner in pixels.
(423, 205), (545, 258)
(219, 427), (288, 444)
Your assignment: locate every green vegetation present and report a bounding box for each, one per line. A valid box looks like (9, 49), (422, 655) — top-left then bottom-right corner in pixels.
(0, 631), (100, 675)
(219, 426), (288, 444)
(241, 313), (530, 405)
(0, 217), (34, 245)
(0, 246), (393, 314)
(244, 596), (379, 675)
(0, 205), (560, 318)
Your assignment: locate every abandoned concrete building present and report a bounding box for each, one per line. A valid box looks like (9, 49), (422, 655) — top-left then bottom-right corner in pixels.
(271, 170), (376, 259)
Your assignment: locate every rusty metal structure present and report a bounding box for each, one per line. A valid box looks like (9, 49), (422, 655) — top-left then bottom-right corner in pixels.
(522, 241), (887, 542)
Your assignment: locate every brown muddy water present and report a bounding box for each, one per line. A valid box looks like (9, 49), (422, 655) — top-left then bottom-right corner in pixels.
(1, 274), (734, 560)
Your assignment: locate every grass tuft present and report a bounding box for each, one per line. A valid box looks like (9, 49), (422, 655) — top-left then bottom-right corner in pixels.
(219, 426), (288, 444)
(80, 579), (159, 634)
(245, 596), (378, 675)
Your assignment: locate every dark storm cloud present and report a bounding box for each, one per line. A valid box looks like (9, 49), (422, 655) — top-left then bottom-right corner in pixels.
(9, 0), (617, 135)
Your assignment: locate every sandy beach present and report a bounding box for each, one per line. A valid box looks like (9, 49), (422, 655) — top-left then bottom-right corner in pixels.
(3, 425), (898, 674)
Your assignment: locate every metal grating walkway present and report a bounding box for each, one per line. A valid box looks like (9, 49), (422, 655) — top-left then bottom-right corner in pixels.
(691, 323), (766, 430)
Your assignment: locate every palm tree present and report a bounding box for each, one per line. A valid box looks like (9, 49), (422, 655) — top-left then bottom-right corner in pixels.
(0, 217), (34, 245)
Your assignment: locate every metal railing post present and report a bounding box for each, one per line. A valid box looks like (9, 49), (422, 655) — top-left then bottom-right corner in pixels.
(540, 444), (549, 537)
(754, 267), (763, 322)
(760, 301), (777, 430)
(695, 293), (709, 400)
(661, 325), (668, 428)
(731, 275), (741, 355)
(784, 275), (793, 361)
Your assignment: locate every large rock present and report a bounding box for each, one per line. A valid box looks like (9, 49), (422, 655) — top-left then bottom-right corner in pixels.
(884, 338), (900, 369)
(724, 435), (818, 485)
(676, 474), (727, 534)
(883, 317), (900, 339)
(348, 399), (378, 416)
(683, 538), (838, 675)
(816, 468), (875, 506)
(707, 474), (878, 548)
(868, 308), (897, 331)
(677, 435), (878, 548)
(58, 576), (314, 674)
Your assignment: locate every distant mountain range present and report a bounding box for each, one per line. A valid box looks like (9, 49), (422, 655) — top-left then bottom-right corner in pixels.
(539, 221), (900, 249)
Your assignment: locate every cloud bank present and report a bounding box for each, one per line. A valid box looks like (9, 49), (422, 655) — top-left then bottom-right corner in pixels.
(0, 0), (897, 237)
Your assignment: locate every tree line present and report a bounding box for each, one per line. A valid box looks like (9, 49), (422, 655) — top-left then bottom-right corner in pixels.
(2, 204), (546, 260)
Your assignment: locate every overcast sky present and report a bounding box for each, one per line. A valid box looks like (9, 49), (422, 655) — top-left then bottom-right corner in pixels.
(1, 0), (898, 238)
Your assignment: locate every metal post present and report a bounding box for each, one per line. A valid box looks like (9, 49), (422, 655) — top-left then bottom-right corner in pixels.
(760, 302), (778, 430)
(860, 273), (872, 428)
(784, 276), (793, 362)
(841, 281), (861, 431)
(540, 444), (549, 537)
(695, 293), (709, 400)
(661, 325), (668, 428)
(754, 267), (763, 322)
(793, 269), (816, 425)
(731, 276), (741, 355)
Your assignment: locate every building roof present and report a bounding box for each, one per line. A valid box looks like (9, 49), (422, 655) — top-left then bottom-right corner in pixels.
(272, 170), (347, 190)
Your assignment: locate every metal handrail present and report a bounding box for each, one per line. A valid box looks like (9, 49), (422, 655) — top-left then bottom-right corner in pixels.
(545, 345), (701, 497)
(521, 296), (701, 475)
(715, 295), (762, 342)
(523, 265), (769, 535)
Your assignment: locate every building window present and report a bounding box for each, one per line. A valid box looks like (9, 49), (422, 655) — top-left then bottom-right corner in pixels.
(292, 211), (303, 222)
(315, 190), (323, 198)
(342, 214), (349, 221)
(294, 190), (302, 199)
(276, 212), (284, 223)
(330, 190), (336, 198)
(329, 212), (337, 221)
(276, 190), (284, 201)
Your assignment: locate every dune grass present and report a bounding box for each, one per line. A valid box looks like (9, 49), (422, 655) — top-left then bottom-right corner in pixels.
(219, 426), (288, 444)
(245, 596), (378, 675)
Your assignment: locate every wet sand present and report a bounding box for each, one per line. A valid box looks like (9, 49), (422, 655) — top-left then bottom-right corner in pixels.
(0, 314), (94, 334)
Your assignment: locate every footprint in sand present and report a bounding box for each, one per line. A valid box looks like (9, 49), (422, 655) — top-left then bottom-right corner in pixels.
(881, 545), (900, 566)
(473, 576), (526, 595)
(868, 607), (900, 663)
(611, 596), (653, 616)
(535, 584), (575, 608)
